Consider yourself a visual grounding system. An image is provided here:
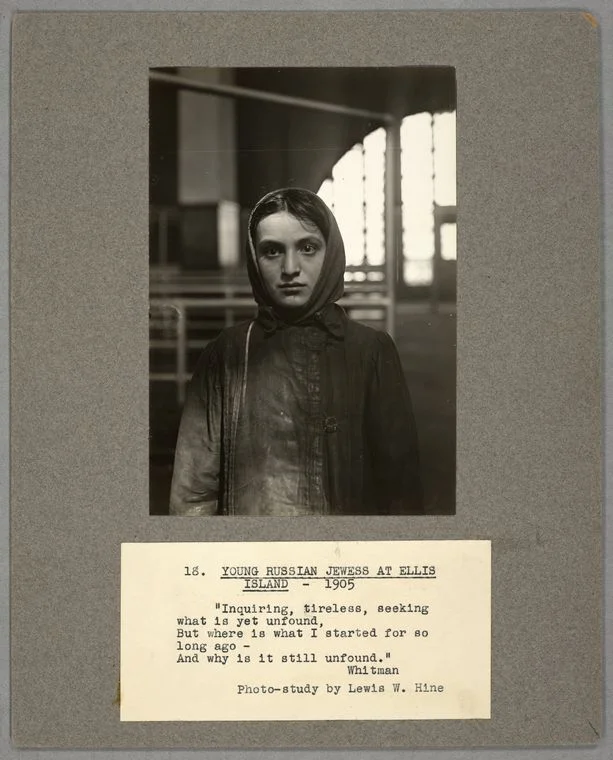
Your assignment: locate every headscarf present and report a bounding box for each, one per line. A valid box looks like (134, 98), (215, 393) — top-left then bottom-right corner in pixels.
(246, 188), (346, 334)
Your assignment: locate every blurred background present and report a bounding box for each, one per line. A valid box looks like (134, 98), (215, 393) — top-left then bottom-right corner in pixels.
(149, 66), (456, 515)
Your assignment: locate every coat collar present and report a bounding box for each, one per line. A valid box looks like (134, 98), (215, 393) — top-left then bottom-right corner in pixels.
(256, 303), (347, 340)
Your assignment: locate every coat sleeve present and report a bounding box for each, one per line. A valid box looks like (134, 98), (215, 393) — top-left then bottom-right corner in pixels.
(366, 331), (424, 514)
(169, 344), (222, 515)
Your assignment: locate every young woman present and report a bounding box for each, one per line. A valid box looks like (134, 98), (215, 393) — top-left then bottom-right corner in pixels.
(169, 187), (423, 516)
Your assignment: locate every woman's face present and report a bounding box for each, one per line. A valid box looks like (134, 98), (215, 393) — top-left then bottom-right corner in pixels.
(254, 211), (326, 310)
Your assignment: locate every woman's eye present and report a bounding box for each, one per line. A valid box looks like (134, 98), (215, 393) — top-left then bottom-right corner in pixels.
(262, 247), (282, 257)
(302, 243), (318, 254)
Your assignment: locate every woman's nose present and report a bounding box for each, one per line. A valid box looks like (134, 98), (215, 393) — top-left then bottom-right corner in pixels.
(282, 249), (300, 276)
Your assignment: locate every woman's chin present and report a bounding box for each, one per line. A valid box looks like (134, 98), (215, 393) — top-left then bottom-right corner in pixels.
(275, 293), (308, 308)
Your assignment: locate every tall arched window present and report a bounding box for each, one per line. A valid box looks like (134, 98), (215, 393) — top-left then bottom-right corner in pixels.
(318, 128), (386, 282)
(318, 111), (456, 287)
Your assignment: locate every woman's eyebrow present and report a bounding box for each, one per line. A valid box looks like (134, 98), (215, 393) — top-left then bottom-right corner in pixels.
(257, 235), (322, 246)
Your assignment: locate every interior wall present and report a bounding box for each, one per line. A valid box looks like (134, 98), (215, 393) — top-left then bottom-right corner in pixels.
(176, 67), (237, 205)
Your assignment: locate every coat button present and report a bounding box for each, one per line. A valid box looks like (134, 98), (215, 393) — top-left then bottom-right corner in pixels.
(324, 416), (338, 433)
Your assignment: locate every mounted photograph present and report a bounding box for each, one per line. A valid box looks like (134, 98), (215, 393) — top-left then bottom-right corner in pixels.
(149, 66), (457, 517)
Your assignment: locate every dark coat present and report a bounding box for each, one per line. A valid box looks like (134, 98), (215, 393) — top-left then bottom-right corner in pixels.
(169, 305), (423, 516)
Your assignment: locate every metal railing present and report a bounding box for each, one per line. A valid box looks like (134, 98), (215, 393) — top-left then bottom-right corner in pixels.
(150, 289), (391, 404)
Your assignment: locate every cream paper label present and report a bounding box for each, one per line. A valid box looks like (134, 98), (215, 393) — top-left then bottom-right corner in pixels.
(120, 540), (491, 721)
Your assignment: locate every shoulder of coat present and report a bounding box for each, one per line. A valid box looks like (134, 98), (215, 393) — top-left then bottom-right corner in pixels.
(344, 319), (389, 347)
(210, 320), (253, 347)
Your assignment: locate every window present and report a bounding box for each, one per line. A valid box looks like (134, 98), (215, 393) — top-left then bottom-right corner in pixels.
(318, 110), (456, 287)
(318, 128), (386, 281)
(440, 222), (457, 261)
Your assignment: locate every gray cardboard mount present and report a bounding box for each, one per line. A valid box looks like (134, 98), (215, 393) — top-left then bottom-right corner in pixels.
(9, 9), (602, 751)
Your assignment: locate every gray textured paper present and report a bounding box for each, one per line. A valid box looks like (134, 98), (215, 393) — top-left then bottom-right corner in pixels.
(10, 10), (601, 750)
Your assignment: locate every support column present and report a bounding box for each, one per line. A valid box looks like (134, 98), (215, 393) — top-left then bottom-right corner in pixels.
(384, 118), (402, 338)
(177, 68), (240, 268)
(177, 68), (237, 204)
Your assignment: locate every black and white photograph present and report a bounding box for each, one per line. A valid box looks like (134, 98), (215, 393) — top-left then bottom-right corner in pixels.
(149, 66), (457, 516)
